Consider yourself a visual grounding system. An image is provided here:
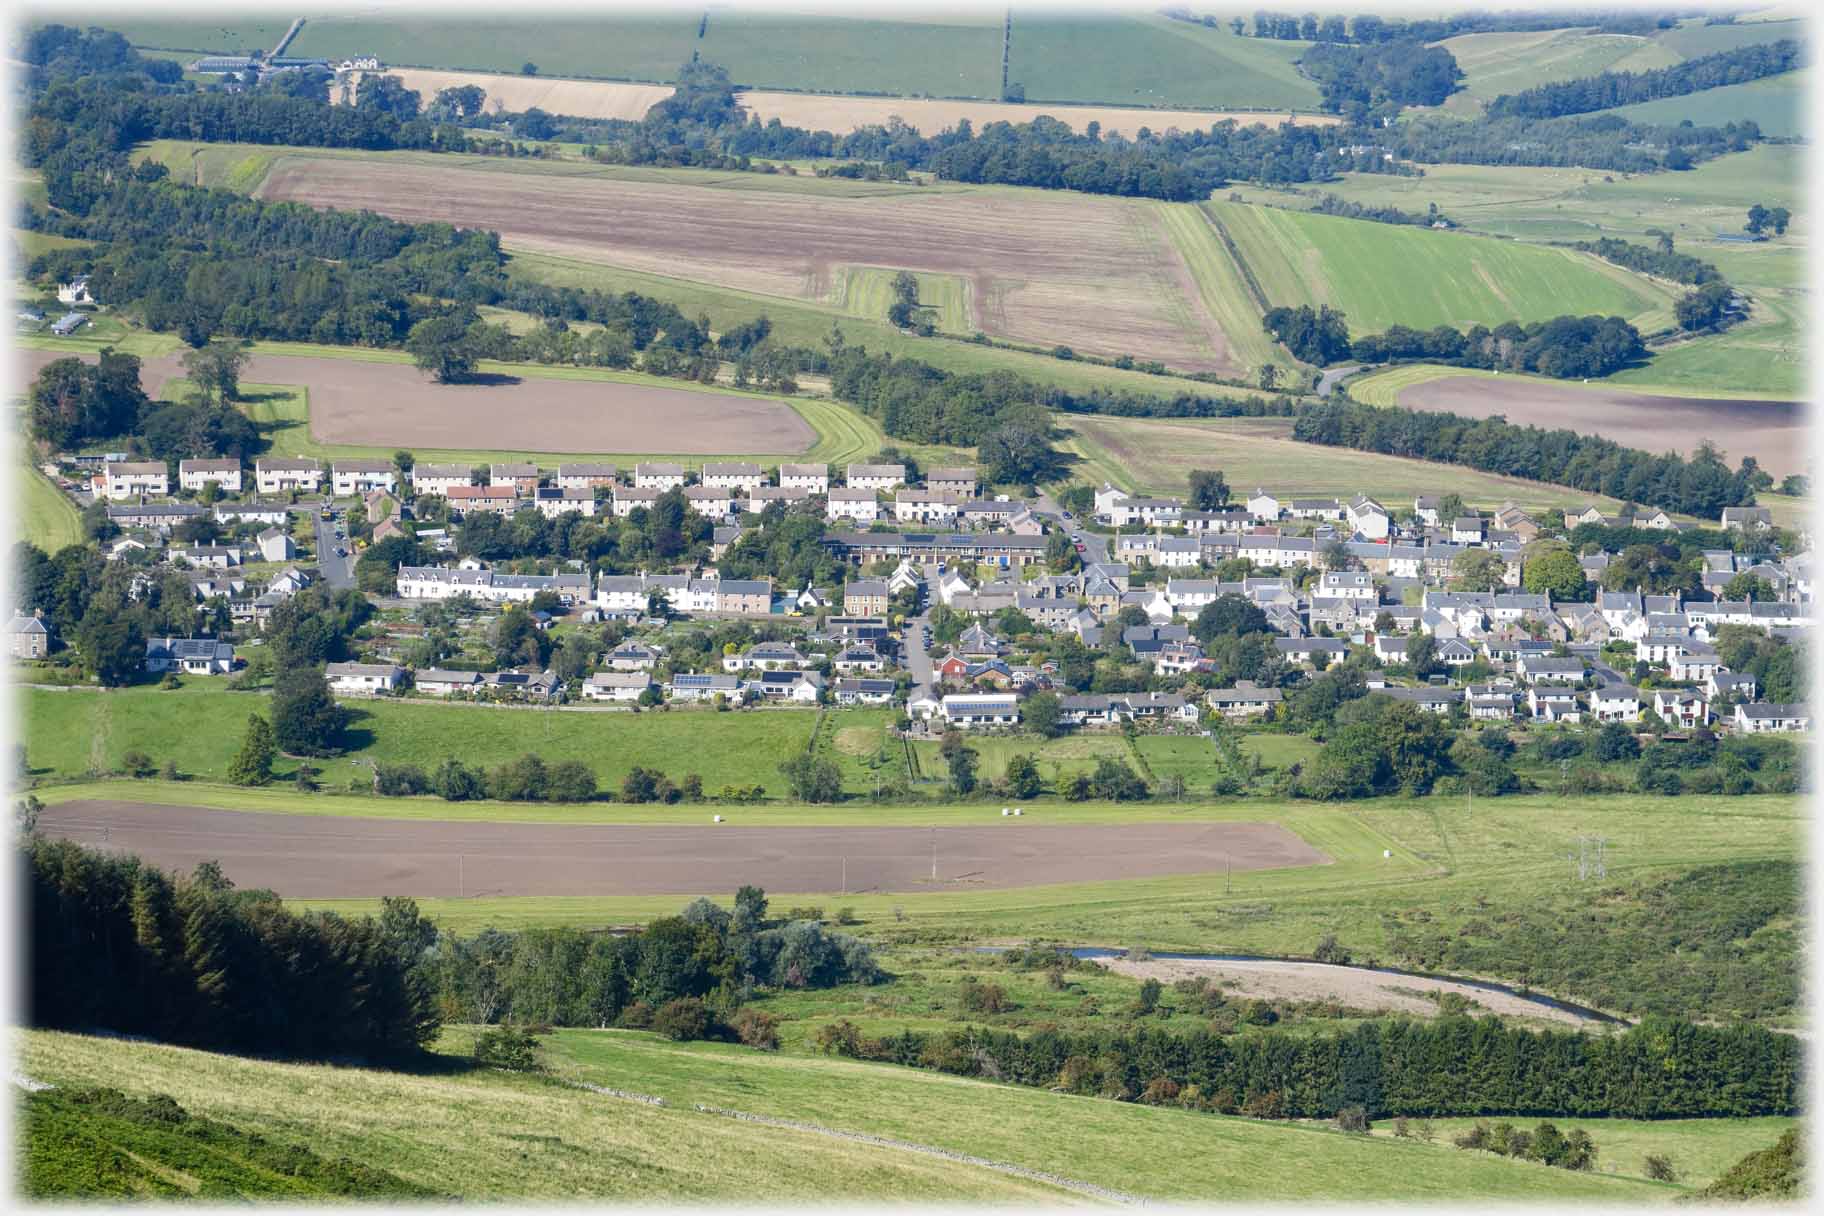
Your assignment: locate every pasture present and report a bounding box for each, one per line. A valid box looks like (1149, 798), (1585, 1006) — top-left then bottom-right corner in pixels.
(1059, 413), (1650, 516)
(250, 149), (1243, 374)
(17, 1029), (1058, 1203)
(1204, 201), (1678, 336)
(1433, 28), (1681, 113)
(1600, 68), (1808, 139)
(1010, 14), (1322, 112)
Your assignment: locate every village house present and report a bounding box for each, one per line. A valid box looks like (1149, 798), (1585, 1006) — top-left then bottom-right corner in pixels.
(178, 458), (242, 494)
(414, 668), (484, 697)
(410, 463), (472, 497)
(778, 462), (830, 493)
(1205, 681), (1282, 718)
(1345, 495), (1390, 540)
(834, 677), (897, 705)
(1653, 688), (1712, 729)
(927, 467), (978, 497)
(634, 462), (688, 490)
(668, 672), (744, 702)
(555, 462), (618, 491)
(846, 462), (907, 491)
(1526, 687), (1581, 723)
(894, 489), (962, 525)
(1245, 489), (1282, 521)
(940, 693), (1019, 729)
(1734, 702), (1809, 732)
(486, 669), (562, 702)
(255, 458), (322, 495)
(213, 501), (290, 528)
(1466, 682), (1518, 720)
(746, 485), (815, 510)
(701, 461), (766, 492)
(605, 640), (662, 670)
(57, 274), (95, 306)
(173, 545), (241, 570)
(325, 662), (404, 694)
(748, 669), (824, 703)
(446, 486), (521, 518)
(488, 463), (540, 495)
(103, 461), (169, 500)
(8, 612), (51, 659)
(832, 644), (886, 673)
(583, 671), (654, 702)
(825, 487), (881, 524)
(1721, 506), (1773, 531)
(724, 642), (806, 672)
(1708, 670), (1760, 701)
(531, 487), (598, 518)
(843, 579), (890, 617)
(144, 636), (236, 675)
(332, 459), (397, 497)
(610, 485), (661, 517)
(1588, 683), (1641, 722)
(396, 565), (589, 605)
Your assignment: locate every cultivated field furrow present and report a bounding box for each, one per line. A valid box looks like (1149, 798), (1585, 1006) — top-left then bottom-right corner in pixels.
(255, 155), (1240, 374)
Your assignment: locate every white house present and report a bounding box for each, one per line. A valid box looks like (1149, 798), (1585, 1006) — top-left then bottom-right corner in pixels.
(555, 462), (618, 491)
(410, 463), (472, 497)
(1733, 702), (1809, 732)
(489, 462), (540, 494)
(1652, 688), (1711, 729)
(414, 668), (484, 697)
(532, 487), (598, 518)
(57, 275), (95, 305)
(846, 462), (907, 491)
(583, 671), (654, 702)
(779, 462), (830, 493)
(325, 661), (404, 694)
(145, 636), (235, 674)
(612, 485), (662, 517)
(1317, 570), (1377, 602)
(826, 487), (880, 524)
(683, 485), (736, 518)
(1345, 495), (1390, 540)
(894, 489), (962, 525)
(940, 693), (1019, 729)
(1588, 683), (1641, 722)
(1245, 489), (1282, 521)
(256, 458), (323, 495)
(178, 459), (241, 494)
(104, 461), (169, 500)
(701, 461), (765, 492)
(633, 462), (688, 490)
(332, 459), (397, 497)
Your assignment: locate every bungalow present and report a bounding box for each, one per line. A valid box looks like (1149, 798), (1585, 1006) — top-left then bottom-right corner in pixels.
(669, 672), (744, 702)
(779, 463), (830, 493)
(214, 501), (291, 527)
(255, 458), (322, 495)
(486, 669), (561, 702)
(941, 693), (1019, 729)
(1276, 636), (1349, 666)
(724, 642), (806, 672)
(832, 644), (886, 673)
(633, 462), (688, 490)
(1182, 509), (1252, 535)
(583, 671), (654, 702)
(555, 463), (619, 491)
(749, 669), (824, 703)
(178, 459), (242, 494)
(1588, 683), (1641, 722)
(1733, 702), (1809, 733)
(834, 677), (897, 705)
(415, 668), (484, 697)
(332, 459), (397, 497)
(489, 463), (540, 494)
(843, 579), (890, 617)
(1721, 506), (1772, 531)
(846, 462), (907, 491)
(532, 486), (599, 518)
(1373, 634), (1410, 663)
(172, 545), (242, 570)
(145, 636), (235, 675)
(826, 487), (880, 524)
(606, 640), (662, 670)
(1652, 688), (1711, 729)
(103, 461), (169, 500)
(325, 661), (404, 694)
(1516, 655), (1584, 684)
(1206, 681), (1282, 718)
(1122, 623), (1190, 660)
(1286, 497), (1343, 521)
(926, 467), (978, 497)
(1382, 686), (1463, 715)
(410, 463), (472, 497)
(701, 461), (765, 492)
(446, 486), (521, 517)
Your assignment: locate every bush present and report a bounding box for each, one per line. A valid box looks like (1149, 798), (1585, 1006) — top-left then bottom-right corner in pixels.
(960, 978), (1011, 1014)
(651, 997), (712, 1042)
(1644, 1154), (1677, 1182)
(1335, 1105), (1371, 1133)
(471, 1025), (540, 1071)
(616, 1000), (654, 1029)
(374, 763), (429, 796)
(731, 1008), (780, 1051)
(1141, 1076), (1181, 1105)
(120, 750), (155, 778)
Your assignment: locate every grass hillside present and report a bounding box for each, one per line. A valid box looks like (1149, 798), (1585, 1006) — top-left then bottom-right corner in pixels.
(1010, 14), (1321, 111)
(1600, 68), (1808, 138)
(16, 1029), (1064, 1202)
(1205, 201), (1677, 336)
(19, 1027), (1690, 1203)
(836, 267), (973, 334)
(17, 463), (84, 552)
(1436, 27), (1681, 113)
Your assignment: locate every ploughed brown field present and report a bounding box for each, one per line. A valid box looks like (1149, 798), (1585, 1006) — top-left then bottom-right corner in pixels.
(15, 349), (816, 455)
(1399, 375), (1810, 479)
(254, 155), (1240, 374)
(39, 801), (1328, 898)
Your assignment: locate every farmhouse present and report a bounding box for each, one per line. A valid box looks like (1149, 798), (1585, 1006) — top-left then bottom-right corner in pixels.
(178, 459), (242, 494)
(325, 662), (405, 694)
(325, 459), (392, 497)
(256, 458), (323, 495)
(102, 461), (169, 500)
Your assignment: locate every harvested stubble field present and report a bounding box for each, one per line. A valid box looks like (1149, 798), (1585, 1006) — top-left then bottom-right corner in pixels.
(1385, 368), (1809, 479)
(36, 801), (1326, 900)
(253, 153), (1240, 374)
(350, 67), (1338, 139)
(14, 347), (818, 457)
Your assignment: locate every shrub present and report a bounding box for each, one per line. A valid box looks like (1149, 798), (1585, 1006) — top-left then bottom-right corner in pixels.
(731, 1008), (780, 1051)
(120, 750), (155, 778)
(374, 763), (429, 796)
(1335, 1105), (1371, 1134)
(472, 1025), (540, 1071)
(960, 978), (1011, 1014)
(1135, 977), (1162, 1014)
(651, 997), (712, 1042)
(616, 1000), (654, 1029)
(814, 1019), (861, 1056)
(1313, 934), (1350, 964)
(1644, 1154), (1676, 1182)
(1141, 1076), (1181, 1105)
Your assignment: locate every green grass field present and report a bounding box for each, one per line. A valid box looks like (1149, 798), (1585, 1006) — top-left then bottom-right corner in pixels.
(1010, 14), (1322, 111)
(12, 228), (94, 258)
(22, 685), (901, 799)
(834, 267), (973, 333)
(18, 462), (84, 552)
(1653, 16), (1808, 57)
(1437, 27), (1683, 110)
(1155, 202), (1288, 372)
(1601, 68), (1808, 138)
(16, 1029), (1060, 1202)
(84, 17), (296, 54)
(1059, 412), (1649, 515)
(1205, 201), (1678, 336)
(905, 732), (1318, 790)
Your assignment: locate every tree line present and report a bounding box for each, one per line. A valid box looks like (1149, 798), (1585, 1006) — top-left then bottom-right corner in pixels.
(1309, 194), (1453, 229)
(1487, 39), (1805, 120)
(1572, 236), (1721, 286)
(1225, 9), (1682, 44)
(24, 837), (440, 1059)
(1293, 399), (1760, 517)
(1264, 304), (1647, 379)
(1389, 112), (1763, 173)
(814, 1013), (1799, 1119)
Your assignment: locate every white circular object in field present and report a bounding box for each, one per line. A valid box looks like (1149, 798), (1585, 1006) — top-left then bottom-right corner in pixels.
(1001, 808), (1010, 816)
(713, 815), (724, 823)
(1383, 849), (1392, 858)
(1013, 808), (1023, 816)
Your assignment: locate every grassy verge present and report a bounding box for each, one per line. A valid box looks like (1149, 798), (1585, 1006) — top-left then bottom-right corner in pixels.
(18, 461), (84, 551)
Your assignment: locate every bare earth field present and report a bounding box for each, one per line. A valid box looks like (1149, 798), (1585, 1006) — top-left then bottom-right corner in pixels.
(353, 66), (1335, 139)
(1399, 376), (1810, 478)
(254, 155), (1239, 373)
(1099, 957), (1604, 1029)
(14, 349), (816, 455)
(39, 801), (1327, 899)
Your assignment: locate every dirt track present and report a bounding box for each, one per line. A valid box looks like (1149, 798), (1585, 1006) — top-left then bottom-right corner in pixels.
(38, 801), (1327, 899)
(255, 155), (1239, 374)
(14, 350), (816, 455)
(1399, 375), (1809, 478)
